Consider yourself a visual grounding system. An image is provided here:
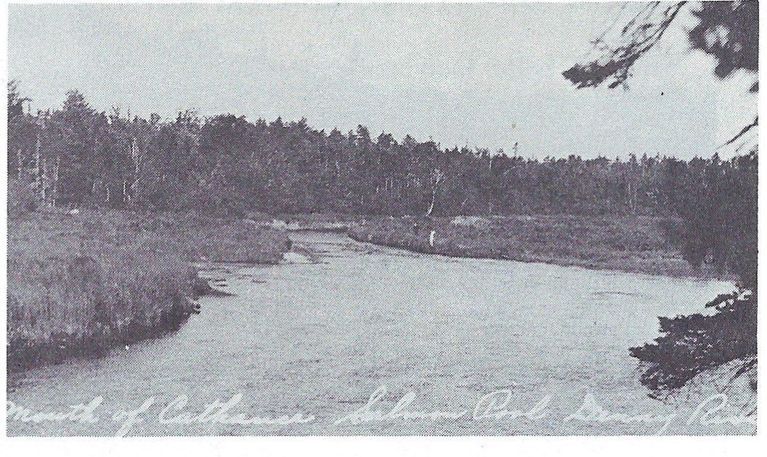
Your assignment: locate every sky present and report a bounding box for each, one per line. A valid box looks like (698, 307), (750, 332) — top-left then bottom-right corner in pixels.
(8, 2), (758, 160)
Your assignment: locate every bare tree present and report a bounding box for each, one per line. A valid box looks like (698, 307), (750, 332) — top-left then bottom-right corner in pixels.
(425, 168), (445, 216)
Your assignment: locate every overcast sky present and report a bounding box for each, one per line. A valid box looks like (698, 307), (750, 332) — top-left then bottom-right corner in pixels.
(8, 3), (757, 159)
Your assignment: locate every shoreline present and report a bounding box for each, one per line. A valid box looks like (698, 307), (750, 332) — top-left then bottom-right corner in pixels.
(347, 216), (731, 281)
(7, 299), (198, 373)
(7, 211), (730, 374)
(7, 209), (291, 373)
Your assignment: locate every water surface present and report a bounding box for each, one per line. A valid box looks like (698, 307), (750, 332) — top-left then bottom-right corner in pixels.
(7, 232), (753, 435)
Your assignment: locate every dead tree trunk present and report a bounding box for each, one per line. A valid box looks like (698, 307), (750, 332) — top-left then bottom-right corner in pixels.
(51, 156), (60, 207)
(34, 132), (44, 203)
(129, 138), (141, 202)
(426, 168), (445, 216)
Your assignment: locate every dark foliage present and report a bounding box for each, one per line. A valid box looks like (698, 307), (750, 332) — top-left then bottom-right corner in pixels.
(688, 1), (758, 80)
(7, 85), (756, 223)
(629, 293), (756, 395)
(563, 1), (757, 91)
(562, 2), (688, 89)
(628, 152), (757, 395)
(562, 0), (758, 394)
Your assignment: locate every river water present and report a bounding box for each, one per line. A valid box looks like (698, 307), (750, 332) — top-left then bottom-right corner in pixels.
(7, 232), (755, 436)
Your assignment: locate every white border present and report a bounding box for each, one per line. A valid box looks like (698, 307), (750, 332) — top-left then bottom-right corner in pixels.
(1, 1), (763, 455)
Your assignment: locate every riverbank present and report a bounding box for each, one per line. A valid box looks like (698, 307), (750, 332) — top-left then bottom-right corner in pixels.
(7, 208), (290, 372)
(348, 215), (725, 279)
(243, 211), (356, 232)
(8, 231), (744, 436)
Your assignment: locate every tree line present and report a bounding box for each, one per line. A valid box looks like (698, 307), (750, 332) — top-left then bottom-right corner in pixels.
(7, 83), (756, 224)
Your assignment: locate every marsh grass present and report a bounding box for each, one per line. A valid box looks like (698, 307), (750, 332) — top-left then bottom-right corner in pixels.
(7, 209), (290, 371)
(349, 215), (724, 279)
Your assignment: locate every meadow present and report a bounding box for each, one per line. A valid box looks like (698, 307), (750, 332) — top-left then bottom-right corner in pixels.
(349, 215), (725, 279)
(7, 203), (290, 372)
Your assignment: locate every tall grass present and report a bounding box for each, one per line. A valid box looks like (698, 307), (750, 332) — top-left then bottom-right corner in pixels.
(7, 208), (290, 371)
(349, 215), (724, 278)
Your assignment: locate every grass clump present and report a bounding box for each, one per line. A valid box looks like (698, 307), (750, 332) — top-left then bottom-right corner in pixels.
(7, 208), (290, 371)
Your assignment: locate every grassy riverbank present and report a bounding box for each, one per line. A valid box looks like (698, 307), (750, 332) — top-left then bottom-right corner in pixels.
(7, 208), (290, 372)
(349, 215), (724, 279)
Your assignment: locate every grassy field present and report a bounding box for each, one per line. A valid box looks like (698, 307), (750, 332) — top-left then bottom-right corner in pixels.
(349, 215), (724, 279)
(7, 208), (290, 372)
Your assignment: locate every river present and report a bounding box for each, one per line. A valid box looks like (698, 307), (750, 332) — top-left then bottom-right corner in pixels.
(6, 232), (755, 436)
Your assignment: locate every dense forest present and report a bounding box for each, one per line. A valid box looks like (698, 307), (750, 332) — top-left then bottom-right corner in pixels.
(7, 83), (756, 224)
